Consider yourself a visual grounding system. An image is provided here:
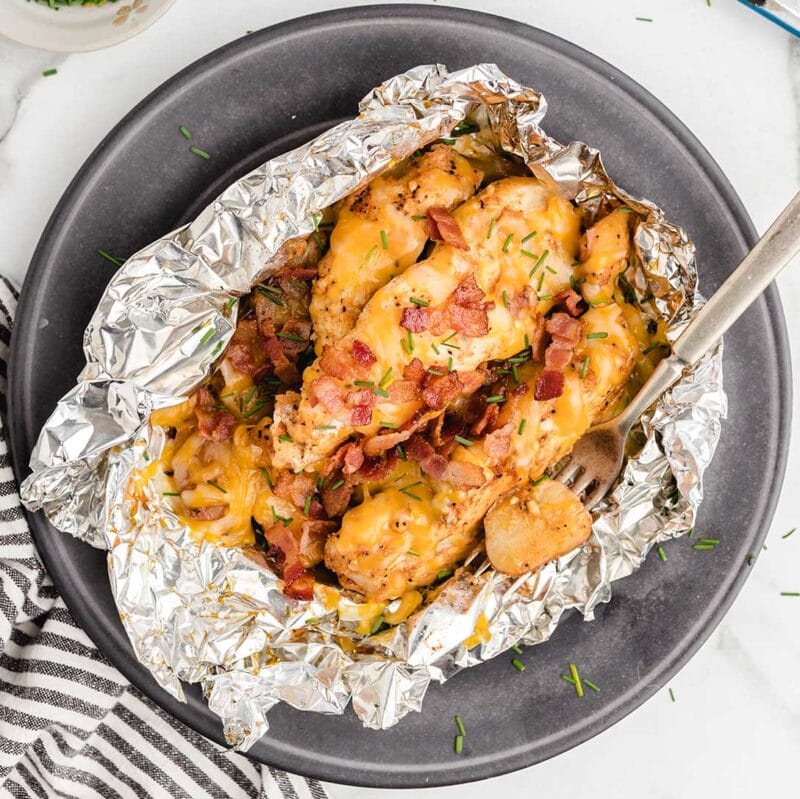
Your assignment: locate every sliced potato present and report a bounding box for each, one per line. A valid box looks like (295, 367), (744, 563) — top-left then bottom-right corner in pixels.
(485, 480), (592, 576)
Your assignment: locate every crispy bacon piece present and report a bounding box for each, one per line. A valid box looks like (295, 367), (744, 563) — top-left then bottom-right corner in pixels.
(195, 388), (236, 442)
(484, 424), (513, 460)
(319, 347), (356, 380)
(281, 266), (318, 281)
(400, 276), (494, 338)
(456, 369), (486, 395)
(341, 443), (365, 475)
(544, 342), (574, 369)
(442, 461), (485, 488)
(508, 286), (537, 319)
(425, 206), (469, 250)
(362, 428), (412, 457)
(263, 335), (299, 384)
(283, 564), (316, 601)
(470, 402), (500, 436)
(403, 358), (427, 385)
(311, 376), (349, 418)
(388, 380), (419, 404)
(352, 452), (398, 484)
(322, 481), (354, 518)
(351, 339), (377, 368)
(421, 372), (462, 410)
(448, 305), (490, 337)
(451, 275), (484, 306)
(534, 368), (565, 401)
(529, 316), (548, 362)
(226, 319), (267, 377)
(553, 288), (585, 317)
(346, 388), (377, 407)
(272, 472), (316, 509)
(546, 313), (583, 346)
(399, 307), (430, 333)
(351, 404), (373, 426)
(405, 435), (448, 480)
(188, 505), (227, 521)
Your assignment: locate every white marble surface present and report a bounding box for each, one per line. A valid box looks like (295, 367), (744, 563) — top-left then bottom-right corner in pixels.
(1, 1), (798, 796)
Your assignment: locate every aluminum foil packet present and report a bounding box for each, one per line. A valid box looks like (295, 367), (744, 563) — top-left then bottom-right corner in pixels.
(20, 63), (725, 747)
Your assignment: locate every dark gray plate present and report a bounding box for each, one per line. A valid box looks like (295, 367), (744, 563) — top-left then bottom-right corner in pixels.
(7, 4), (791, 788)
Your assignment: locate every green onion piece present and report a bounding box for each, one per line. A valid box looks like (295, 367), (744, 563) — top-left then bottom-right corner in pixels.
(440, 137), (456, 145)
(257, 288), (285, 306)
(380, 420), (399, 429)
(97, 249), (124, 267)
(485, 395), (505, 404)
(447, 355), (454, 372)
(561, 673), (576, 685)
(642, 342), (668, 355)
(396, 444), (407, 461)
(199, 326), (216, 345)
(411, 214), (427, 221)
(407, 550), (421, 557)
(487, 218), (495, 239)
(400, 481), (423, 500)
(278, 434), (293, 443)
(427, 368), (445, 376)
(511, 364), (519, 383)
(190, 146), (211, 160)
(161, 491), (180, 497)
(454, 735), (464, 754)
(378, 367), (393, 388)
(260, 467), (273, 489)
(276, 331), (306, 342)
(42, 68), (58, 77)
(313, 231), (325, 250)
(669, 688), (676, 702)
(511, 659), (526, 673)
(502, 290), (510, 309)
(364, 244), (379, 263)
(353, 380), (375, 387)
(303, 495), (312, 516)
(531, 474), (549, 485)
(537, 272), (546, 292)
(511, 644), (522, 655)
(431, 342), (441, 355)
(207, 480), (227, 494)
(502, 233), (514, 253)
(410, 297), (429, 307)
(583, 679), (600, 693)
(179, 125), (192, 139)
(657, 546), (667, 562)
(699, 537), (720, 544)
(580, 356), (590, 379)
(437, 568), (453, 580)
(454, 715), (466, 736)
(636, 16), (653, 22)
(518, 418), (527, 435)
(687, 527), (695, 538)
(330, 479), (345, 490)
(454, 435), (474, 447)
(370, 615), (384, 634)
(311, 213), (321, 230)
(692, 544), (715, 551)
(373, 387), (390, 398)
(380, 230), (389, 250)
(782, 528), (796, 539)
(587, 332), (608, 340)
(569, 663), (583, 697)
(780, 592), (800, 596)
(315, 424), (336, 431)
(521, 230), (537, 244)
(538, 294), (553, 301)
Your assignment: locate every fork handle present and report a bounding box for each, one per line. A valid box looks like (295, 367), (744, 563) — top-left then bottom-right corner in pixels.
(671, 190), (800, 365)
(617, 191), (800, 432)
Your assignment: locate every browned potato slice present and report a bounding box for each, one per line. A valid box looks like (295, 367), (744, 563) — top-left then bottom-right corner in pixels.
(485, 480), (592, 576)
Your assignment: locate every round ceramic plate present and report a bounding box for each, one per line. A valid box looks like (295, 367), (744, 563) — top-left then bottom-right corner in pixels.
(8, 5), (791, 788)
(0, 0), (176, 53)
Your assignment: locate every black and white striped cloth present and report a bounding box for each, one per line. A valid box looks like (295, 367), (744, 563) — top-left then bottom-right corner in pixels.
(0, 278), (329, 799)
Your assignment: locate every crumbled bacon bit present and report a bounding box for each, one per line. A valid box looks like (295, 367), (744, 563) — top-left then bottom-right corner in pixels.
(388, 380), (419, 404)
(283, 564), (315, 601)
(311, 376), (348, 418)
(225, 319), (267, 376)
(362, 428), (412, 457)
(544, 342), (574, 369)
(529, 317), (548, 362)
(319, 347), (356, 380)
(399, 307), (430, 333)
(425, 206), (469, 250)
(264, 335), (299, 384)
(535, 368), (565, 400)
(448, 304), (490, 337)
(188, 505), (227, 521)
(272, 472), (316, 509)
(281, 266), (318, 281)
(508, 286), (537, 318)
(322, 481), (354, 518)
(451, 275), (484, 307)
(553, 288), (585, 317)
(546, 313), (583, 346)
(195, 389), (236, 441)
(351, 404), (373, 426)
(470, 402), (500, 436)
(403, 358), (427, 384)
(484, 424), (513, 460)
(421, 372), (462, 410)
(341, 443), (365, 475)
(456, 369), (486, 395)
(351, 339), (377, 367)
(346, 388), (377, 407)
(443, 460), (485, 488)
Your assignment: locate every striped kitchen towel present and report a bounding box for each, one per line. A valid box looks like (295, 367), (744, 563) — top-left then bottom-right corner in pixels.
(0, 277), (328, 799)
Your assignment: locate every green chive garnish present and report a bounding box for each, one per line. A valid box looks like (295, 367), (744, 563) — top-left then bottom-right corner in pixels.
(692, 544), (715, 551)
(258, 288), (285, 307)
(526, 248), (550, 277)
(587, 332), (608, 340)
(502, 290), (510, 309)
(502, 233), (514, 253)
(411, 214), (427, 221)
(518, 418), (527, 435)
(354, 380), (375, 387)
(199, 326), (215, 345)
(521, 230), (537, 244)
(97, 249), (124, 267)
(410, 297), (429, 307)
(511, 644), (523, 655)
(330, 479), (345, 490)
(42, 68), (57, 77)
(485, 395), (505, 404)
(636, 16), (653, 22)
(303, 495), (312, 516)
(455, 715), (466, 736)
(371, 615), (384, 634)
(669, 688), (676, 702)
(537, 272), (545, 292)
(260, 467), (273, 489)
(454, 735), (464, 754)
(373, 387), (390, 398)
(276, 331), (307, 343)
(161, 491), (180, 497)
(642, 342), (668, 355)
(447, 355), (454, 372)
(364, 244), (378, 263)
(407, 550), (421, 557)
(454, 435), (474, 447)
(561, 674), (576, 685)
(190, 146), (211, 160)
(278, 434), (293, 443)
(379, 368), (393, 387)
(431, 342), (441, 355)
(487, 218), (496, 239)
(400, 481), (423, 500)
(657, 546), (667, 562)
(207, 480), (227, 494)
(699, 538), (720, 545)
(780, 592), (800, 596)
(315, 424), (336, 431)
(584, 679), (600, 693)
(782, 528), (796, 539)
(179, 125), (192, 139)
(580, 356), (590, 379)
(569, 663), (583, 697)
(511, 659), (526, 672)
(380, 230), (388, 250)
(396, 444), (407, 461)
(380, 420), (398, 429)
(531, 474), (549, 485)
(437, 568), (453, 580)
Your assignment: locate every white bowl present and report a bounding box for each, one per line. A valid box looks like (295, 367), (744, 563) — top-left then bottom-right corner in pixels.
(0, 0), (177, 52)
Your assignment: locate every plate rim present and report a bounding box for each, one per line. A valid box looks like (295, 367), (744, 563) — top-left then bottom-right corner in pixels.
(7, 3), (792, 787)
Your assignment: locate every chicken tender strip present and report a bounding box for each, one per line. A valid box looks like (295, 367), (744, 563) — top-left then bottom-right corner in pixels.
(310, 145), (482, 352)
(324, 304), (637, 600)
(272, 176), (582, 472)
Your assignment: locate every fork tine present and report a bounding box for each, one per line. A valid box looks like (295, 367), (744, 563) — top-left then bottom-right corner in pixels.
(582, 481), (611, 511)
(555, 459), (582, 486)
(570, 470), (596, 498)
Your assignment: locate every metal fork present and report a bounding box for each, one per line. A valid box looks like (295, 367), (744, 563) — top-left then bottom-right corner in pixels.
(555, 191), (800, 510)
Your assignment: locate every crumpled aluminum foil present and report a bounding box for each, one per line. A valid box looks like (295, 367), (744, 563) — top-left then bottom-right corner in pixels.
(20, 63), (725, 746)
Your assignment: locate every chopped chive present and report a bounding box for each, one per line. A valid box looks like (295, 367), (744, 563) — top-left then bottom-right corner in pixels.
(276, 331), (307, 343)
(687, 527), (695, 538)
(380, 420), (399, 429)
(589, 300), (610, 308)
(511, 644), (523, 655)
(407, 550), (421, 557)
(278, 434), (293, 443)
(447, 355), (454, 372)
(400, 481), (423, 500)
(642, 342), (668, 355)
(455, 715), (466, 736)
(538, 294), (553, 301)
(199, 326), (216, 345)
(427, 368), (445, 376)
(440, 137), (456, 145)
(212, 341), (224, 357)
(371, 615), (385, 634)
(454, 734), (464, 754)
(257, 288), (285, 306)
(580, 356), (590, 379)
(569, 663), (583, 697)
(330, 479), (345, 490)
(311, 213), (321, 230)
(546, 265), (557, 275)
(431, 342), (441, 355)
(271, 506), (293, 527)
(561, 674), (576, 685)
(380, 230), (389, 250)
(699, 537), (720, 544)
(584, 679), (600, 693)
(487, 218), (496, 239)
(537, 272), (546, 292)
(657, 546), (667, 562)
(587, 332), (608, 340)
(524, 334), (530, 348)
(452, 120), (480, 136)
(502, 233), (514, 253)
(526, 248), (550, 277)
(260, 467), (273, 489)
(161, 491), (180, 497)
(354, 380), (375, 387)
(364, 244), (379, 263)
(42, 68), (58, 77)
(411, 214), (427, 221)
(379, 367), (393, 387)
(531, 474), (549, 485)
(511, 658), (526, 672)
(410, 297), (429, 308)
(518, 418), (527, 435)
(692, 544), (715, 551)
(485, 395), (505, 404)
(190, 146), (211, 160)
(97, 249), (124, 266)
(303, 495), (312, 516)
(314, 424), (336, 431)
(437, 568), (453, 580)
(746, 555), (755, 566)
(407, 331), (415, 353)
(669, 688), (676, 702)
(313, 231), (325, 250)
(179, 125), (192, 139)
(521, 230), (537, 244)
(502, 290), (510, 309)
(207, 480), (227, 494)
(396, 444), (407, 461)
(225, 297), (237, 311)
(782, 528), (796, 539)
(636, 16), (653, 22)
(373, 387), (390, 398)
(780, 592), (800, 596)
(454, 435), (474, 447)
(511, 364), (520, 383)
